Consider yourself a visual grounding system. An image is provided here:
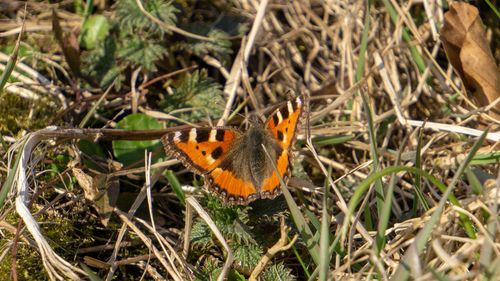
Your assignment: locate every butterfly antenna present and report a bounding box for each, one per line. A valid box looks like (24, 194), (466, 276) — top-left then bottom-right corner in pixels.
(226, 96), (250, 123)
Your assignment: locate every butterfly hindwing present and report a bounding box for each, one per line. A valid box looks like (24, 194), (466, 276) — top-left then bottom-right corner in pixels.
(260, 148), (289, 198)
(207, 167), (258, 205)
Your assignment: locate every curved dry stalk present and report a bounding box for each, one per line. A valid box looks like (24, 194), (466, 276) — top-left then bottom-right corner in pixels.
(185, 197), (234, 281)
(218, 0), (270, 126)
(248, 217), (298, 281)
(12, 127), (86, 280)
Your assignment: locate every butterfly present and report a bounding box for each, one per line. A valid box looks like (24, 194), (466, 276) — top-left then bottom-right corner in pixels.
(162, 95), (308, 205)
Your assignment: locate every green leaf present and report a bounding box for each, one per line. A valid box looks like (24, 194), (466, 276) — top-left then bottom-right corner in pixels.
(82, 36), (121, 88)
(0, 24), (23, 91)
(231, 242), (261, 270)
(78, 140), (108, 172)
(306, 134), (354, 146)
(161, 70), (224, 122)
(78, 140), (106, 158)
(81, 263), (102, 281)
(223, 218), (256, 246)
(180, 25), (233, 60)
(47, 155), (75, 189)
(114, 0), (177, 37)
(193, 259), (221, 281)
(191, 218), (213, 248)
(112, 113), (163, 167)
(470, 152), (500, 164)
(227, 270), (246, 281)
(81, 15), (110, 49)
(165, 170), (185, 205)
(261, 263), (295, 281)
(0, 141), (24, 207)
(117, 37), (167, 71)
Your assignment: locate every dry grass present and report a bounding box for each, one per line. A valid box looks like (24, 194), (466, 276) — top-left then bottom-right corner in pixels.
(1, 0), (500, 280)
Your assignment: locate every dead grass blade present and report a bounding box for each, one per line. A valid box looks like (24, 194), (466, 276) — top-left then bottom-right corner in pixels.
(185, 197), (234, 281)
(391, 127), (489, 280)
(11, 127), (86, 280)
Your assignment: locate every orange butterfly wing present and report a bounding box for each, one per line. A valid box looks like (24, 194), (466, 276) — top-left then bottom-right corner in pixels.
(162, 128), (238, 174)
(261, 96), (308, 196)
(162, 127), (259, 204)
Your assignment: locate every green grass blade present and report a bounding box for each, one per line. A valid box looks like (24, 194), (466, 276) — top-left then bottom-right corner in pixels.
(466, 167), (483, 195)
(380, 0), (427, 73)
(281, 181), (320, 265)
(319, 167), (331, 281)
(375, 135), (408, 255)
(414, 126), (429, 211)
(290, 240), (311, 279)
(0, 18), (24, 93)
(485, 0), (500, 18)
(81, 263), (102, 281)
(262, 145), (320, 265)
(482, 255), (500, 281)
(0, 142), (25, 207)
(356, 0), (385, 218)
(166, 170), (185, 206)
(391, 128), (488, 280)
(340, 166), (460, 247)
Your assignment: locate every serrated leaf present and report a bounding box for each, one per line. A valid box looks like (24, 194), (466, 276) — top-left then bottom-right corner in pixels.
(114, 0), (177, 37)
(224, 219), (256, 246)
(181, 25), (233, 60)
(261, 263), (295, 281)
(112, 113), (163, 167)
(213, 15), (248, 37)
(231, 242), (261, 270)
(162, 70), (224, 122)
(193, 259), (221, 281)
(191, 218), (213, 248)
(118, 37), (167, 71)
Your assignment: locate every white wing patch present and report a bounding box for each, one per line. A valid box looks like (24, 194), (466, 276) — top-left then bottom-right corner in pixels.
(188, 128), (197, 142)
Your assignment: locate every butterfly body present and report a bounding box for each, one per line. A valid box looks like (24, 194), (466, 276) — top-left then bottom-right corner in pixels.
(162, 95), (308, 205)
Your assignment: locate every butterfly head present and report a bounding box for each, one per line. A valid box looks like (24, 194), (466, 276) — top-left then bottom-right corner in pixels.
(246, 114), (265, 128)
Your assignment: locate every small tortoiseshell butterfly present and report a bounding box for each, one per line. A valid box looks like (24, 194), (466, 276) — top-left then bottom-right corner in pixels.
(162, 95), (308, 205)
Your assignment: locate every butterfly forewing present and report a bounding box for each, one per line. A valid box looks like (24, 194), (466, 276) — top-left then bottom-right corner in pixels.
(266, 96), (306, 150)
(162, 128), (239, 174)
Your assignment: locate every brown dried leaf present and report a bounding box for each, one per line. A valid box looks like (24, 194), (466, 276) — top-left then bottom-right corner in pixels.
(92, 176), (119, 227)
(52, 9), (81, 78)
(73, 168), (119, 226)
(440, 2), (500, 120)
(73, 167), (97, 200)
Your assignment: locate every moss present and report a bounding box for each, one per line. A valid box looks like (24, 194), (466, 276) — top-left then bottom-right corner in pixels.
(0, 93), (58, 136)
(0, 211), (93, 280)
(0, 245), (47, 281)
